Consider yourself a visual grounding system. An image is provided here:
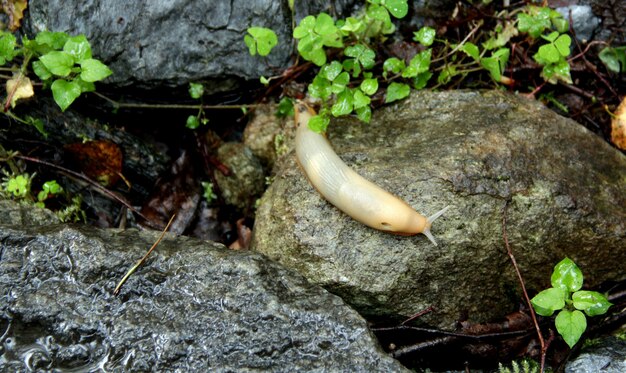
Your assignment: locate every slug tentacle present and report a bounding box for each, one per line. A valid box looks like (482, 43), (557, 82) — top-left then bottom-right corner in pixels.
(294, 100), (449, 245)
(422, 206), (451, 246)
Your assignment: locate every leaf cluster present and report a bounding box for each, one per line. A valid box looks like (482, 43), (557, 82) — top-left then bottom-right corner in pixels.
(244, 2), (617, 133)
(531, 258), (612, 348)
(0, 30), (112, 113)
(186, 82), (209, 129)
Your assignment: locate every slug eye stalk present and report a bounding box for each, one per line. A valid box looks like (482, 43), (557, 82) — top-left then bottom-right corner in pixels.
(422, 206), (451, 246)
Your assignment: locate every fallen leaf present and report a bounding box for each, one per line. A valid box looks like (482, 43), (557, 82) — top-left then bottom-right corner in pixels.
(612, 99), (626, 150)
(64, 140), (124, 187)
(1, 0), (28, 31)
(5, 72), (33, 109)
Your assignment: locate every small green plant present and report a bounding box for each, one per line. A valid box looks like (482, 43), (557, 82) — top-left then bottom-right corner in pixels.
(244, 27), (278, 57)
(599, 46), (626, 73)
(201, 181), (217, 203)
(3, 173), (32, 198)
(1, 166), (85, 222)
(516, 6), (572, 84)
(35, 179), (63, 208)
(56, 195), (86, 223)
(498, 358), (541, 373)
(244, 2), (578, 131)
(531, 258), (612, 348)
(186, 82), (209, 129)
(0, 30), (112, 134)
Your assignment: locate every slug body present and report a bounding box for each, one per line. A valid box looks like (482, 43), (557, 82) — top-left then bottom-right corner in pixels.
(294, 102), (449, 245)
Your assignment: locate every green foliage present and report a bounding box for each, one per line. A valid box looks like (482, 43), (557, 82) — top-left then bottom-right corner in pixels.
(293, 13), (343, 66)
(188, 82), (204, 99)
(36, 179), (63, 208)
(186, 83), (208, 129)
(0, 168), (84, 222)
(517, 6), (567, 38)
(276, 97), (294, 117)
(599, 46), (626, 73)
(4, 173), (31, 197)
(201, 181), (217, 203)
(498, 358), (541, 373)
(413, 26), (435, 47)
(242, 2), (581, 132)
(0, 32), (17, 64)
(56, 195), (86, 223)
(0, 30), (111, 114)
(517, 7), (572, 84)
(244, 27), (278, 57)
(531, 258), (612, 348)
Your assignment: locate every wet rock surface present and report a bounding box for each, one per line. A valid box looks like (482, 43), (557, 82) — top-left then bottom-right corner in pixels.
(565, 336), (626, 373)
(22, 0), (360, 92)
(0, 201), (406, 372)
(214, 142), (265, 211)
(252, 90), (626, 329)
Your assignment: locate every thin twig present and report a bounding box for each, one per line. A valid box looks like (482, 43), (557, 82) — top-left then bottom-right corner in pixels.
(113, 213), (176, 296)
(14, 154), (158, 227)
(432, 20), (483, 64)
(92, 91), (262, 111)
(401, 306), (434, 325)
(502, 201), (547, 372)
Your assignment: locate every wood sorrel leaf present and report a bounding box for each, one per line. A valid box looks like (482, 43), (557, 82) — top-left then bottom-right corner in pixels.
(385, 82), (410, 103)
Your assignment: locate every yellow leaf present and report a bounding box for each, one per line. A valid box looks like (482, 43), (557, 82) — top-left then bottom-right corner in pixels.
(612, 99), (626, 151)
(5, 72), (34, 108)
(1, 0), (28, 31)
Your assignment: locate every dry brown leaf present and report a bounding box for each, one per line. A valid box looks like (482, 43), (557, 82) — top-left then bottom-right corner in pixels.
(5, 72), (33, 108)
(64, 140), (124, 187)
(612, 98), (626, 150)
(1, 0), (28, 31)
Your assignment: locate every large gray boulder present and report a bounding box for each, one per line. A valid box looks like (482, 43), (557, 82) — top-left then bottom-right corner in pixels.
(23, 0), (360, 92)
(251, 90), (626, 329)
(0, 201), (406, 372)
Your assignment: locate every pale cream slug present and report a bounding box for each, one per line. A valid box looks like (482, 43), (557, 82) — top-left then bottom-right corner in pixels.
(294, 101), (449, 246)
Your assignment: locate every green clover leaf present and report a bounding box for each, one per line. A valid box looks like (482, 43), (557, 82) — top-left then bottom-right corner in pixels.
(331, 89), (353, 117)
(189, 83), (204, 99)
(360, 77), (378, 95)
(345, 44), (376, 70)
(0, 32), (17, 64)
(245, 27), (278, 56)
(413, 26), (436, 47)
(382, 0), (408, 19)
(402, 49), (431, 78)
(385, 82), (410, 103)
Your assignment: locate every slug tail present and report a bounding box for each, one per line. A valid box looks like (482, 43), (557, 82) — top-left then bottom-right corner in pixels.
(422, 206), (451, 246)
